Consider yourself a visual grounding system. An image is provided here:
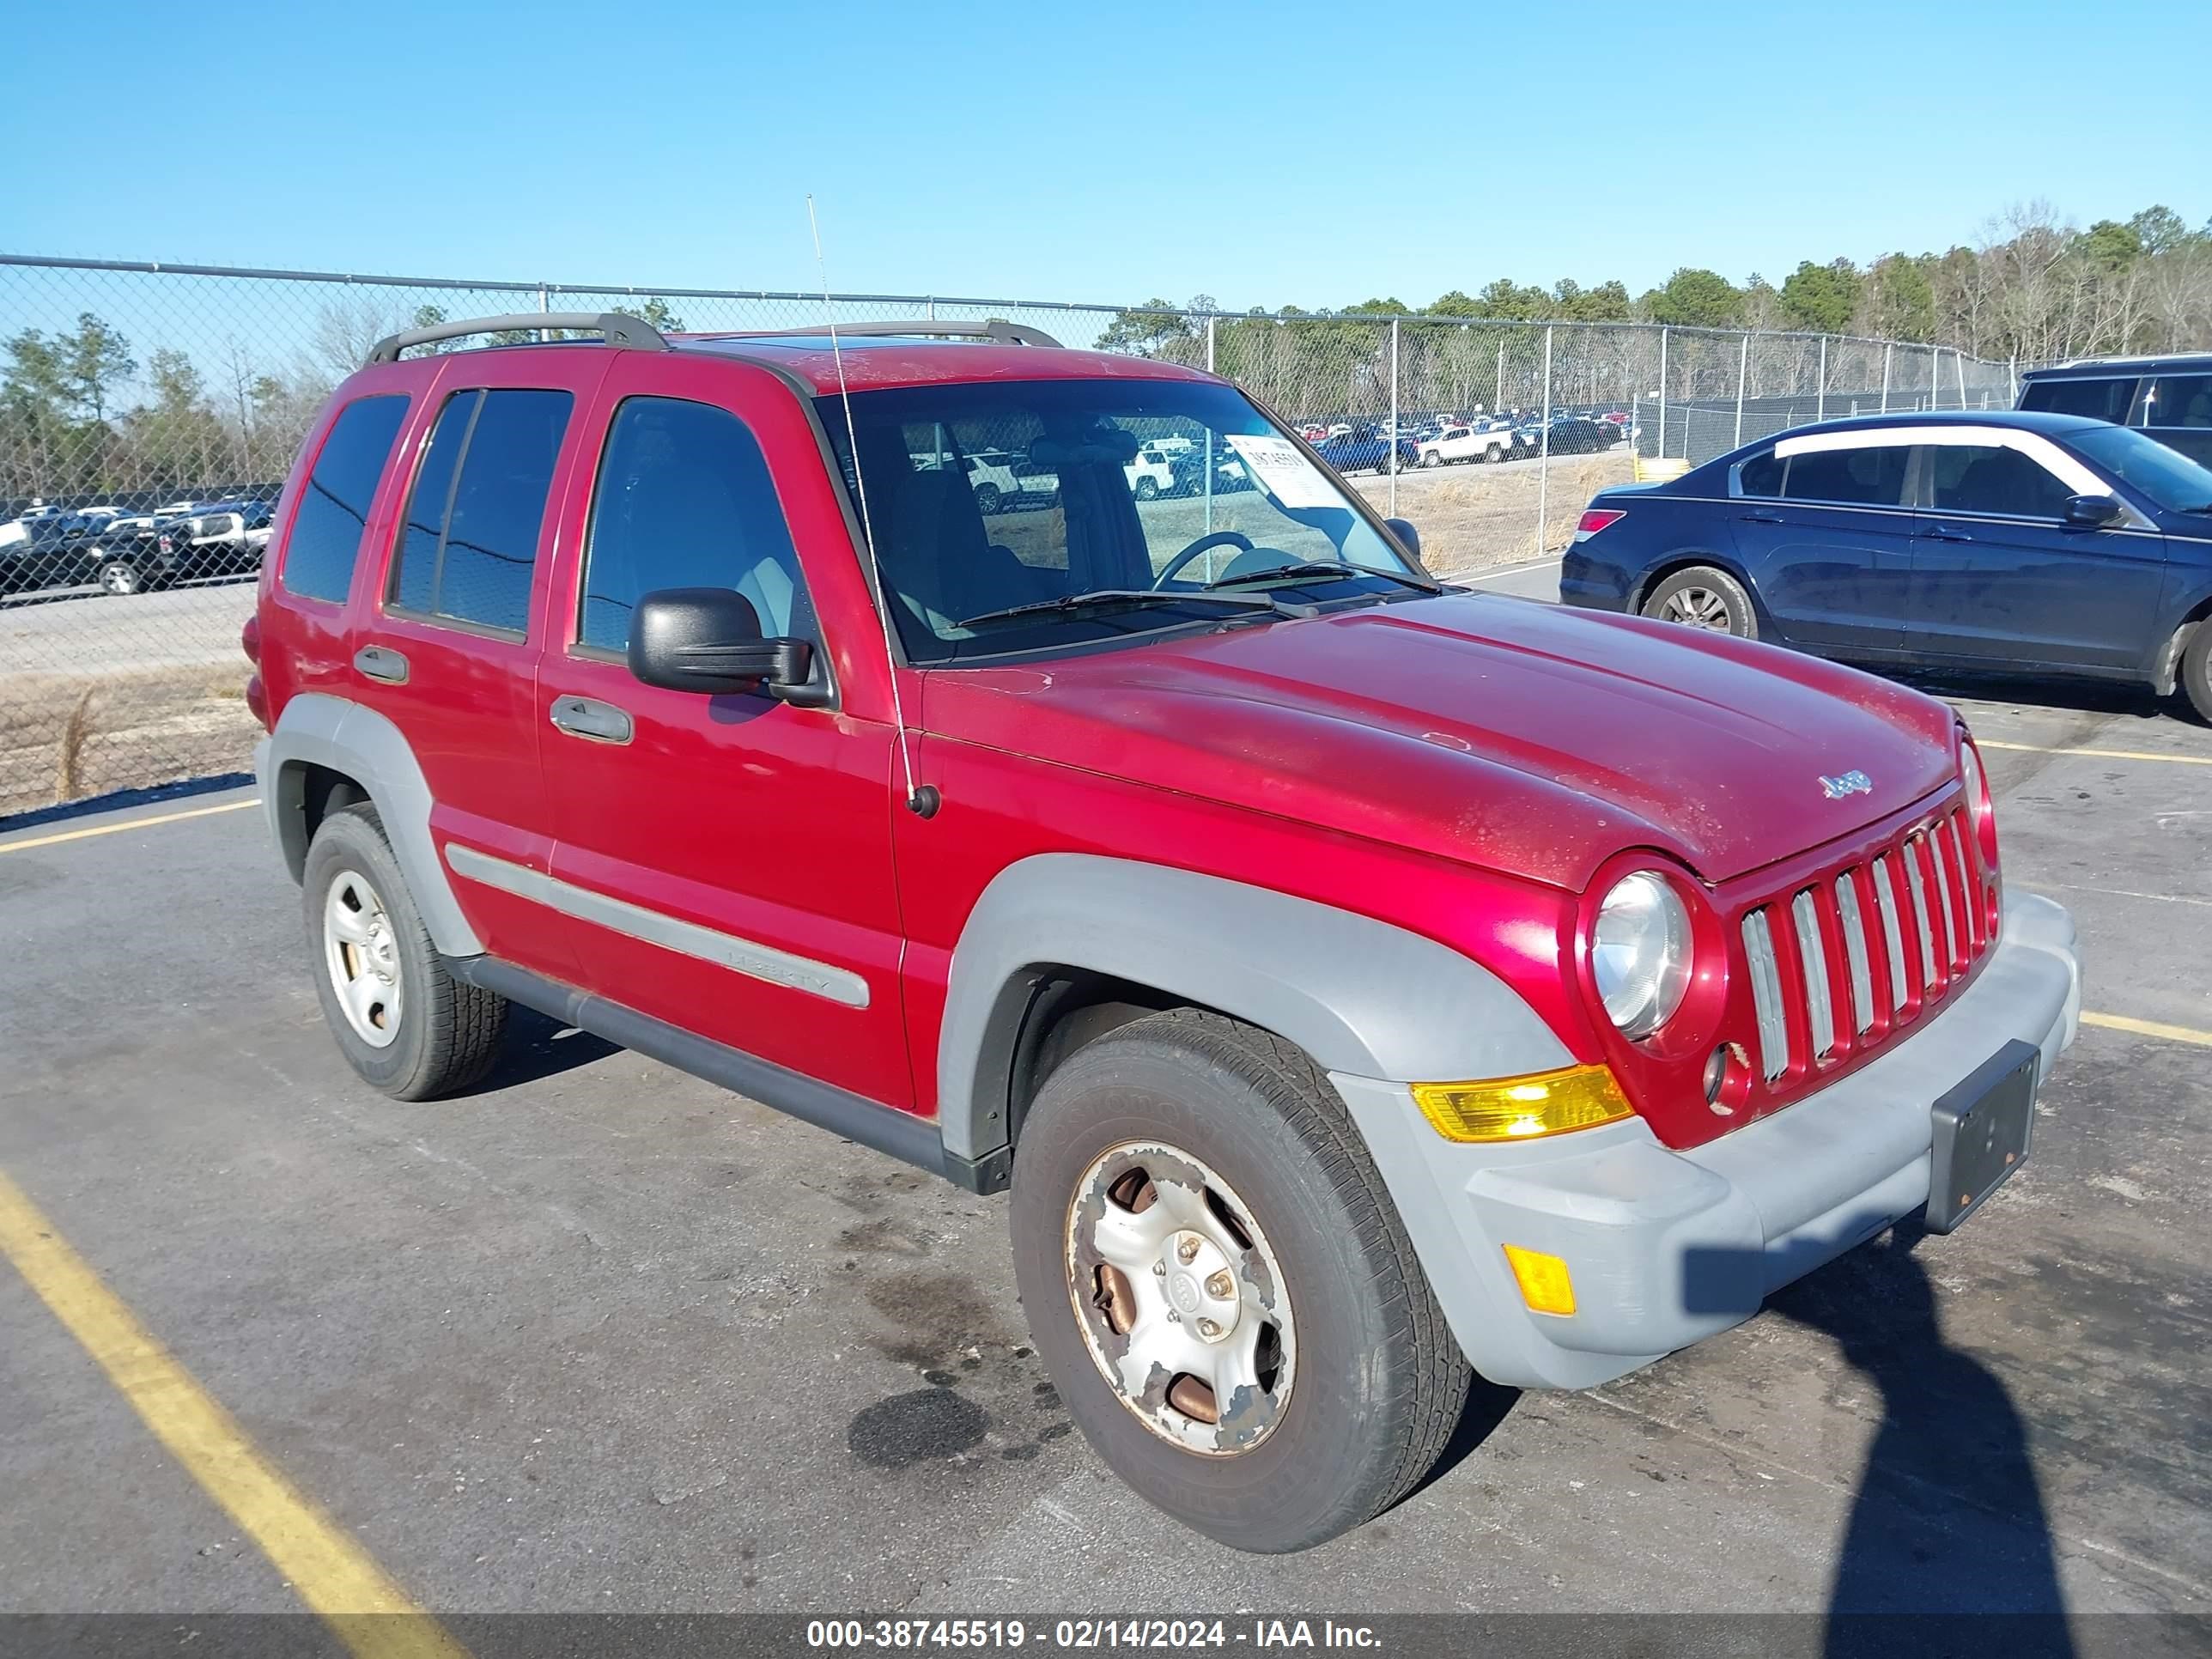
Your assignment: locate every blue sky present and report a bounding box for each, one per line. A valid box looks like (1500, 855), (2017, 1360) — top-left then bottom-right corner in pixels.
(12, 0), (2209, 311)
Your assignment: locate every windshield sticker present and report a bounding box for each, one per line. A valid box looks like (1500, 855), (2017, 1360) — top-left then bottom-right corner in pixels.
(1224, 434), (1341, 509)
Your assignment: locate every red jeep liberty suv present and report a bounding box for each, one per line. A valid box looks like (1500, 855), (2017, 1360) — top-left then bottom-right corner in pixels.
(246, 312), (2081, 1553)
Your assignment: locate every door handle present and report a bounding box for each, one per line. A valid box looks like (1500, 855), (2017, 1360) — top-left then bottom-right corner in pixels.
(1915, 527), (1974, 543)
(549, 694), (634, 744)
(1737, 510), (1786, 524)
(353, 644), (410, 684)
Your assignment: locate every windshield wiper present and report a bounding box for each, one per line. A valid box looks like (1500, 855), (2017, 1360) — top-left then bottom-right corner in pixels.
(1201, 559), (1443, 595)
(957, 588), (1316, 631)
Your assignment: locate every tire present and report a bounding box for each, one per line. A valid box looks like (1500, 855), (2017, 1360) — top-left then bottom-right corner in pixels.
(301, 802), (507, 1100)
(1134, 477), (1159, 502)
(2180, 620), (2212, 725)
(1641, 563), (1759, 641)
(96, 559), (142, 596)
(975, 483), (1002, 516)
(1421, 449), (1442, 469)
(1485, 445), (1504, 465)
(1010, 1009), (1470, 1553)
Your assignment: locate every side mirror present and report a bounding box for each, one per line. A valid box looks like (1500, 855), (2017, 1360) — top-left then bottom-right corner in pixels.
(1384, 516), (1421, 559)
(2063, 493), (2124, 528)
(629, 586), (814, 698)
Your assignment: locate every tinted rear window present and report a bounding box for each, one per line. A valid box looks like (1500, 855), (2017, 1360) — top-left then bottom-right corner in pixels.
(2021, 375), (2136, 424)
(1781, 446), (1908, 507)
(2144, 375), (2212, 429)
(280, 394), (410, 604)
(389, 387), (573, 634)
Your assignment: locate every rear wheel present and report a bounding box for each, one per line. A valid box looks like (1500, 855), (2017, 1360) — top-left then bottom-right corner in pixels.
(1011, 1009), (1470, 1553)
(1421, 449), (1442, 468)
(2179, 621), (2212, 725)
(975, 483), (1002, 515)
(96, 558), (142, 596)
(1134, 477), (1159, 501)
(1642, 564), (1758, 640)
(302, 803), (507, 1100)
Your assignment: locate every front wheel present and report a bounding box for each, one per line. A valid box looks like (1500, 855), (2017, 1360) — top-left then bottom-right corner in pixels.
(1421, 449), (1442, 468)
(975, 483), (1002, 515)
(1134, 477), (1159, 502)
(1011, 1010), (1470, 1553)
(1641, 564), (1759, 640)
(96, 559), (143, 596)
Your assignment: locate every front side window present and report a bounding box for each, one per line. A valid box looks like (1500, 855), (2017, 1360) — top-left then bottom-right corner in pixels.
(2142, 375), (2212, 430)
(2021, 375), (2136, 424)
(1779, 445), (1909, 507)
(580, 396), (817, 653)
(817, 379), (1424, 664)
(390, 387), (573, 634)
(1923, 443), (2073, 520)
(2069, 424), (2212, 514)
(281, 394), (410, 604)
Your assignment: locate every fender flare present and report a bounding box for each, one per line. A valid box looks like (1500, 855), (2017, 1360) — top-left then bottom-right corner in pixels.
(935, 853), (1572, 1162)
(254, 692), (482, 957)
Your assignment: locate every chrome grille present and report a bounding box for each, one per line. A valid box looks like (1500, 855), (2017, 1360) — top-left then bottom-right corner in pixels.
(1742, 908), (1790, 1080)
(1729, 807), (1994, 1104)
(1790, 890), (1836, 1059)
(1834, 873), (1875, 1034)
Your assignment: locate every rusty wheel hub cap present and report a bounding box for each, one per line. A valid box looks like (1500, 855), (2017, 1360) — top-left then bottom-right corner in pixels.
(1065, 1141), (1296, 1455)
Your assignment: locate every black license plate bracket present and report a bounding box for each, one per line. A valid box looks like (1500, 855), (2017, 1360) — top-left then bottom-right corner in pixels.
(1926, 1038), (2039, 1233)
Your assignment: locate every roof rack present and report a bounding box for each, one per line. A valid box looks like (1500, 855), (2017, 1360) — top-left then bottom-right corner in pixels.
(688, 319), (1064, 349)
(364, 311), (670, 366)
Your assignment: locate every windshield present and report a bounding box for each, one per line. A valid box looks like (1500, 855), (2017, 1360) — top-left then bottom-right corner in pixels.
(2069, 423), (2212, 513)
(817, 379), (1421, 663)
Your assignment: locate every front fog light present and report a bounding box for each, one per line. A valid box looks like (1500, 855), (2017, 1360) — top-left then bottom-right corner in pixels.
(1592, 871), (1693, 1039)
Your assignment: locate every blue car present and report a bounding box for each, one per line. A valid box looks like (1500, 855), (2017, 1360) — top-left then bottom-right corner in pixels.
(1561, 410), (2212, 721)
(1313, 428), (1421, 476)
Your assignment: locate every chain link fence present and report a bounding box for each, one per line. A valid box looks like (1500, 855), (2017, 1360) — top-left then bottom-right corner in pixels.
(0, 253), (2015, 818)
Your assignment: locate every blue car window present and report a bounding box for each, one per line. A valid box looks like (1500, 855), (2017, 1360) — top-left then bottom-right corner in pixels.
(1926, 445), (2072, 520)
(1781, 446), (1908, 507)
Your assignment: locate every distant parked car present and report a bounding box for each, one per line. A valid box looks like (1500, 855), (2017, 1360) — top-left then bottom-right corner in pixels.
(1124, 443), (1176, 501)
(90, 500), (273, 594)
(1417, 423), (1513, 467)
(2018, 354), (2212, 469)
(963, 452), (1057, 514)
(1314, 428), (1419, 475)
(1513, 415), (1618, 456)
(1561, 409), (2212, 721)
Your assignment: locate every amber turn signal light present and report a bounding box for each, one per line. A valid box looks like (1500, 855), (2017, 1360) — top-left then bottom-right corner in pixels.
(1411, 1064), (1634, 1143)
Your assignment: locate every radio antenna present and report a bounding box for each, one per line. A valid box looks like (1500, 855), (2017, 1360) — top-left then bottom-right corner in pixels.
(808, 195), (932, 817)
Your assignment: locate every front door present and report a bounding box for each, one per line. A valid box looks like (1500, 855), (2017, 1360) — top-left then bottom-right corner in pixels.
(535, 355), (915, 1110)
(1904, 438), (2166, 668)
(1730, 438), (1915, 654)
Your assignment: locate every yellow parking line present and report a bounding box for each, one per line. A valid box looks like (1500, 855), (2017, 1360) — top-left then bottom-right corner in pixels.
(0, 797), (259, 854)
(2081, 1011), (2212, 1048)
(0, 1166), (468, 1659)
(1978, 738), (2212, 767)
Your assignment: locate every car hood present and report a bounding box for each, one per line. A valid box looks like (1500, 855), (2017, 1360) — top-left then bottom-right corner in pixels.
(921, 592), (1959, 892)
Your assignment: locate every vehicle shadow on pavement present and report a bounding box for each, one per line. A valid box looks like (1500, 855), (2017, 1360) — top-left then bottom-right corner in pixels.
(469, 1006), (618, 1093)
(1702, 1224), (2076, 1657)
(1893, 667), (2187, 726)
(1404, 1376), (1520, 1501)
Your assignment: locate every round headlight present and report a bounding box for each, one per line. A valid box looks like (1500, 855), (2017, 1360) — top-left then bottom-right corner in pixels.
(1592, 871), (1693, 1040)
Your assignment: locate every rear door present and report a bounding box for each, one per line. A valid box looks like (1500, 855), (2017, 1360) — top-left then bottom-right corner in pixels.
(1729, 436), (1914, 654)
(534, 354), (915, 1110)
(1904, 434), (2166, 668)
(349, 354), (602, 981)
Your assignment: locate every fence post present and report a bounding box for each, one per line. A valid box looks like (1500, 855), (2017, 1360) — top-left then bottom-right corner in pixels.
(1206, 313), (1216, 374)
(1957, 349), (1969, 409)
(1735, 331), (1749, 448)
(1495, 337), (1505, 415)
(1816, 337), (1827, 424)
(1388, 317), (1400, 517)
(1656, 326), (1668, 459)
(1537, 325), (1553, 559)
(1881, 342), (1892, 413)
(537, 282), (550, 344)
(2008, 351), (2018, 404)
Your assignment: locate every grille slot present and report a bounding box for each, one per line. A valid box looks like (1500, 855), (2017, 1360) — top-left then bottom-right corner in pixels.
(1790, 890), (1836, 1059)
(1742, 909), (1790, 1080)
(1903, 836), (1937, 988)
(1834, 872), (1875, 1034)
(1871, 856), (1908, 1010)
